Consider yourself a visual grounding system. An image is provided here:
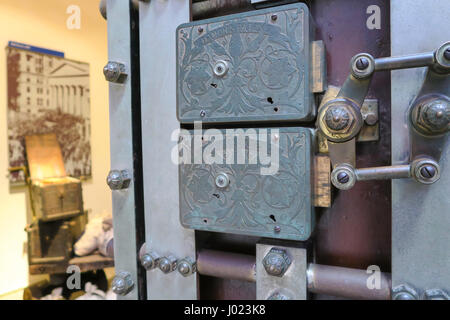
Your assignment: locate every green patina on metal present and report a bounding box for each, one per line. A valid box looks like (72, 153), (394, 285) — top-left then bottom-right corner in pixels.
(176, 3), (315, 123)
(178, 127), (315, 241)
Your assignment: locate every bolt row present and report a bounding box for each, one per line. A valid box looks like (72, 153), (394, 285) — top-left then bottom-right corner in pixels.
(141, 251), (196, 277)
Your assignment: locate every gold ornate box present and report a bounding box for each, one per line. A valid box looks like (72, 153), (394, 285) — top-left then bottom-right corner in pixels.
(25, 134), (83, 221)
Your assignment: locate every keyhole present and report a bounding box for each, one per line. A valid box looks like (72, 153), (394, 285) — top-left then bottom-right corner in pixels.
(267, 97), (274, 104)
(269, 214), (276, 222)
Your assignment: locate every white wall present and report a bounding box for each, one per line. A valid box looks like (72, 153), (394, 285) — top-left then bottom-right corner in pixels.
(0, 0), (111, 295)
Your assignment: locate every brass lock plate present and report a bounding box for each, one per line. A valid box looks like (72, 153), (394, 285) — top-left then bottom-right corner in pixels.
(178, 127), (314, 241)
(176, 3), (315, 123)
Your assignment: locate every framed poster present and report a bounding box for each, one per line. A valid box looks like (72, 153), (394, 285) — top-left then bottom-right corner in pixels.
(6, 43), (91, 185)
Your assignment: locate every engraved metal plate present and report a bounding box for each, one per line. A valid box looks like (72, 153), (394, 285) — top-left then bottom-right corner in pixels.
(179, 127), (314, 241)
(176, 3), (314, 123)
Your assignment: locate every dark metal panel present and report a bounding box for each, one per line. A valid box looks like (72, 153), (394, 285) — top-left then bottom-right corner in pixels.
(311, 0), (391, 272)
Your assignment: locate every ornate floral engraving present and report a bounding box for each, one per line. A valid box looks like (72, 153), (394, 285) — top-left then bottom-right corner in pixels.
(177, 5), (312, 122)
(179, 128), (313, 241)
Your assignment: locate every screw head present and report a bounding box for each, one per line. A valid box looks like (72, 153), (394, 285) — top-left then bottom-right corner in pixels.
(271, 14), (277, 21)
(198, 26), (203, 33)
(420, 165), (436, 179)
(262, 248), (291, 277)
(111, 271), (134, 296)
(331, 164), (357, 190)
(213, 60), (229, 77)
(274, 225), (281, 233)
(355, 57), (369, 70)
(444, 48), (450, 60)
(200, 110), (206, 117)
(337, 171), (350, 184)
(215, 173), (230, 188)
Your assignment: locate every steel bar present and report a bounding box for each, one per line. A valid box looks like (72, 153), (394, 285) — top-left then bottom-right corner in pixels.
(196, 249), (392, 300)
(355, 165), (411, 181)
(374, 52), (435, 71)
(197, 249), (256, 283)
(307, 263), (392, 300)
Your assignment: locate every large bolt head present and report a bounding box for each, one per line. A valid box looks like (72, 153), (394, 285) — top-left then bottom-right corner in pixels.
(423, 288), (450, 300)
(411, 96), (450, 135)
(392, 284), (418, 300)
(158, 255), (177, 274)
(140, 252), (159, 270)
(177, 257), (197, 277)
(111, 271), (134, 296)
(325, 105), (351, 131)
(267, 292), (291, 300)
(423, 100), (450, 132)
(262, 248), (291, 277)
(103, 61), (127, 83)
(107, 170), (131, 190)
(318, 98), (363, 142)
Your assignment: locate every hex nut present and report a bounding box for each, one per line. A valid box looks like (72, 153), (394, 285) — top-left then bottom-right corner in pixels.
(411, 96), (450, 135)
(103, 61), (127, 83)
(177, 257), (197, 277)
(392, 284), (419, 300)
(423, 288), (450, 300)
(107, 170), (131, 190)
(158, 255), (178, 274)
(318, 98), (363, 142)
(262, 248), (291, 277)
(140, 251), (160, 270)
(111, 271), (134, 296)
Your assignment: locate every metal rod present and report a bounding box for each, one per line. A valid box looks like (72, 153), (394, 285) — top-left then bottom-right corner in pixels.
(355, 165), (411, 181)
(307, 263), (391, 300)
(197, 249), (256, 283)
(374, 52), (435, 71)
(192, 0), (253, 20)
(196, 249), (392, 300)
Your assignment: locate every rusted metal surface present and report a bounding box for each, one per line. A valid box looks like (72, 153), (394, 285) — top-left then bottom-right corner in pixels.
(312, 0), (391, 273)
